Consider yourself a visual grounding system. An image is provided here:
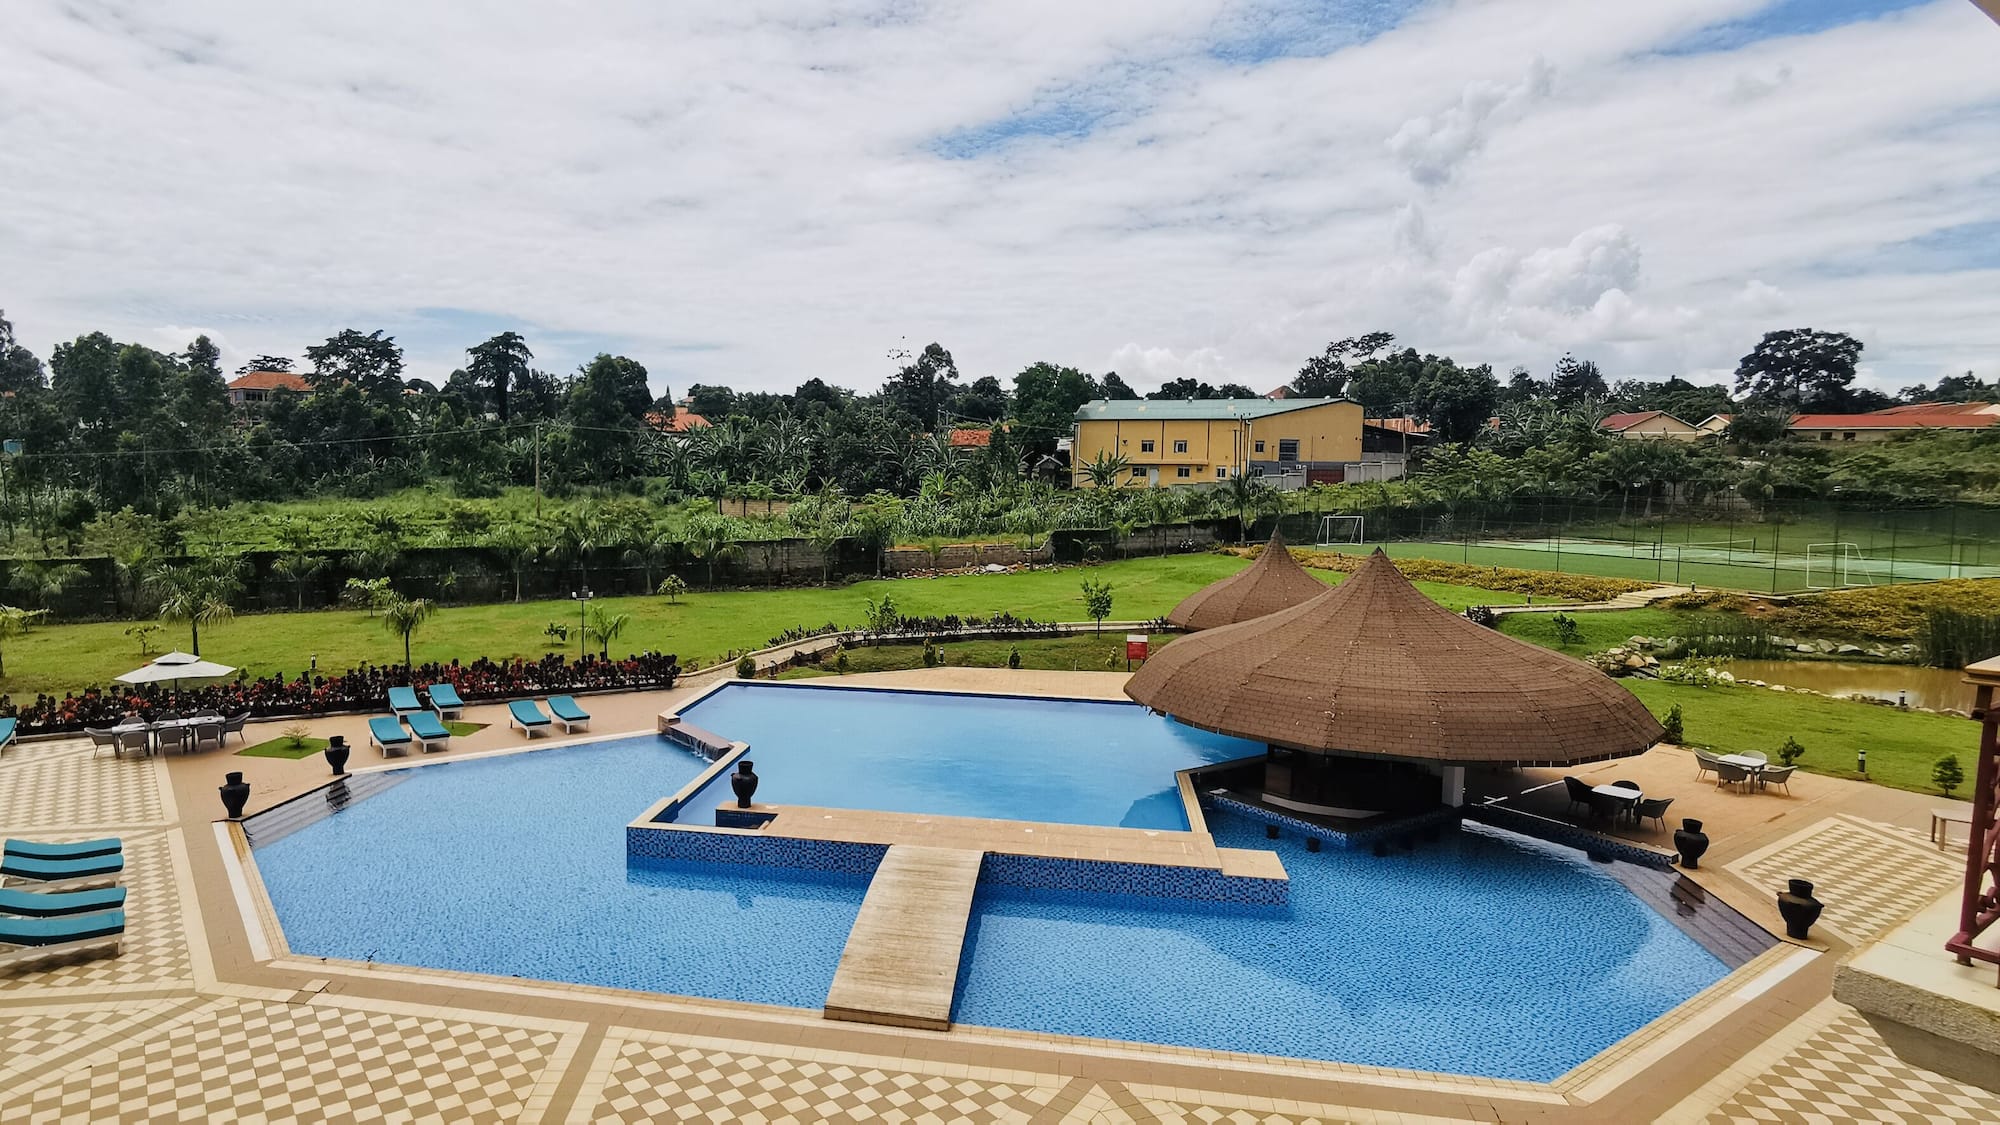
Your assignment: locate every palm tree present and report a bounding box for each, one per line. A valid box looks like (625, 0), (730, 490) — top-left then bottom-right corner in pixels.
(1220, 473), (1276, 542)
(586, 605), (631, 659)
(9, 560), (86, 618)
(683, 517), (742, 588)
(0, 605), (46, 678)
(270, 551), (327, 611)
(1078, 451), (1131, 490)
(489, 520), (548, 603)
(621, 521), (680, 592)
(381, 594), (436, 672)
(466, 331), (533, 424)
(806, 518), (847, 586)
(552, 507), (602, 589)
(148, 561), (242, 656)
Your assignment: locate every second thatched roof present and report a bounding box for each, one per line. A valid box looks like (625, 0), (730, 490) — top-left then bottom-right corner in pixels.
(1166, 532), (1328, 631)
(1130, 549), (1664, 766)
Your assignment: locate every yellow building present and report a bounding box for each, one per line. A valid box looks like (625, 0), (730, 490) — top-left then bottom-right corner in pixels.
(1071, 398), (1370, 488)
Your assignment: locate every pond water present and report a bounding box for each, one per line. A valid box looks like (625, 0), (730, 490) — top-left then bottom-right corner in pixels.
(1728, 660), (1975, 712)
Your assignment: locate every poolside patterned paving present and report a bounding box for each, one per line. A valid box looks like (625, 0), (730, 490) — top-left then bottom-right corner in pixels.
(1727, 815), (1962, 943)
(1704, 1003), (2000, 1124)
(2, 671), (1996, 1123)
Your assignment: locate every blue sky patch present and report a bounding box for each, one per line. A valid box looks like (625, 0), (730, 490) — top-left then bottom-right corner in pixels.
(1659, 0), (1937, 56)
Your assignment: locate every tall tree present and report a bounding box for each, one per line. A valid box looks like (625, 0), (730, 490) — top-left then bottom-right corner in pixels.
(0, 311), (47, 394)
(236, 354), (295, 374)
(685, 383), (736, 419)
(1733, 328), (1863, 412)
(1148, 377), (1217, 401)
(183, 335), (222, 381)
(1408, 358), (1500, 444)
(305, 329), (405, 399)
(883, 343), (960, 430)
(465, 331), (533, 423)
(1011, 362), (1099, 446)
(1550, 353), (1607, 404)
(1099, 371), (1139, 400)
(50, 332), (122, 433)
(950, 375), (1009, 423)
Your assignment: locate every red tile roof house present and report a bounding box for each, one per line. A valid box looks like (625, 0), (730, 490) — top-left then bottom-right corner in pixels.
(947, 428), (992, 448)
(225, 370), (310, 406)
(643, 409), (711, 435)
(1598, 410), (1703, 440)
(1788, 404), (1999, 443)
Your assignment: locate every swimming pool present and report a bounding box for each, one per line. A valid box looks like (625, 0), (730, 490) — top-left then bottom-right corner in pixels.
(675, 683), (1259, 830)
(953, 811), (1729, 1081)
(251, 737), (869, 1007)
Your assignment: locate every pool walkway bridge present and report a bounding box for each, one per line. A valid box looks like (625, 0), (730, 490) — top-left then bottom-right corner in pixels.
(823, 845), (984, 1030)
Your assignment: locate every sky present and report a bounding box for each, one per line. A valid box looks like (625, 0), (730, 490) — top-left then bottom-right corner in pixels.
(4, 0), (1999, 399)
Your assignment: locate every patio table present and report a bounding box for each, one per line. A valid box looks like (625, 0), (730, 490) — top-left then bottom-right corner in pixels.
(109, 717), (210, 755)
(1591, 783), (1643, 825)
(1717, 754), (1766, 771)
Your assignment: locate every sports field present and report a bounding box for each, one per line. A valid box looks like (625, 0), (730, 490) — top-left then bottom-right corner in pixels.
(1365, 536), (2000, 593)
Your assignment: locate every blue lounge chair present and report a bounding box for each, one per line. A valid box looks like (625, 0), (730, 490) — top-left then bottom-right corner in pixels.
(507, 699), (552, 738)
(402, 711), (452, 753)
(387, 686), (424, 716)
(5, 838), (121, 861)
(0, 716), (15, 756)
(0, 910), (125, 970)
(545, 695), (590, 733)
(368, 716), (413, 758)
(425, 683), (465, 719)
(1, 853), (123, 893)
(0, 886), (126, 917)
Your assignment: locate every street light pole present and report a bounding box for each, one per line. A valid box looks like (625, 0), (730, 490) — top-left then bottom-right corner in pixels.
(571, 587), (593, 661)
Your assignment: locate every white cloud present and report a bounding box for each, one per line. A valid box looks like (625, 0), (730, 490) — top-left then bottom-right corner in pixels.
(1, 0), (1998, 399)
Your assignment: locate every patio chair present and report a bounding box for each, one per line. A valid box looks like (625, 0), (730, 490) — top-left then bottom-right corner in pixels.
(1634, 797), (1674, 830)
(0, 716), (14, 756)
(1562, 776), (1592, 815)
(113, 729), (152, 758)
(222, 711), (251, 745)
(5, 838), (120, 861)
(1612, 779), (1640, 793)
(1584, 790), (1629, 826)
(191, 720), (224, 753)
(0, 852), (124, 893)
(0, 910), (125, 971)
(387, 686), (424, 716)
(84, 727), (119, 757)
(1757, 765), (1796, 795)
(367, 716), (414, 758)
(401, 711), (453, 754)
(545, 695), (591, 734)
(1692, 749), (1721, 779)
(425, 683), (465, 720)
(1740, 750), (1768, 765)
(0, 885), (126, 918)
(507, 699), (553, 738)
(1715, 761), (1752, 794)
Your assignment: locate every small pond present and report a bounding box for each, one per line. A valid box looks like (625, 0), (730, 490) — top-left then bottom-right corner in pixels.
(1728, 660), (1975, 712)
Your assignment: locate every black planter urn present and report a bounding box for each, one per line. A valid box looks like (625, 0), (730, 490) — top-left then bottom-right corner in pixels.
(325, 736), (351, 777)
(729, 760), (759, 808)
(219, 771), (250, 820)
(1674, 819), (1709, 869)
(1777, 878), (1824, 940)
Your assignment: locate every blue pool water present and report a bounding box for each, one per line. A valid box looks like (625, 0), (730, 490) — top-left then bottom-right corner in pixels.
(677, 683), (1258, 829)
(252, 737), (868, 1007)
(952, 812), (1729, 1081)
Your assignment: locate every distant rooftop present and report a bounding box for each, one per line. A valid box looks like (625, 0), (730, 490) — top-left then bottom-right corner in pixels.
(227, 370), (309, 393)
(644, 409), (710, 433)
(1075, 397), (1350, 422)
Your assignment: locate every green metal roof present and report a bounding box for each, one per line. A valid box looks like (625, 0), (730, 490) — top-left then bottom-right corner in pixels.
(1073, 397), (1351, 422)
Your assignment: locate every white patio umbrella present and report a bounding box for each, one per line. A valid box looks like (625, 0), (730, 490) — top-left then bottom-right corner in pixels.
(115, 651), (238, 686)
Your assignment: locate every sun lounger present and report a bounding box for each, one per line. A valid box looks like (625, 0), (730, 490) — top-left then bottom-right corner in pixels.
(425, 683), (465, 719)
(0, 716), (15, 755)
(387, 686), (424, 716)
(368, 715), (413, 758)
(0, 886), (126, 917)
(508, 699), (553, 738)
(545, 695), (590, 733)
(402, 711), (453, 753)
(5, 838), (121, 861)
(1, 853), (124, 892)
(0, 910), (125, 970)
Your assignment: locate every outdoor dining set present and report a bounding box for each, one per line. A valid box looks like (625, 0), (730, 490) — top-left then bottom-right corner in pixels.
(84, 712), (250, 757)
(1563, 777), (1675, 829)
(1692, 749), (1796, 795)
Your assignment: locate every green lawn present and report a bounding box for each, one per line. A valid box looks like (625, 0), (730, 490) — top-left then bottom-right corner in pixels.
(237, 735), (329, 760)
(1619, 679), (1973, 795)
(0, 554), (1522, 697)
(1496, 608), (1692, 651)
(779, 633), (1177, 679)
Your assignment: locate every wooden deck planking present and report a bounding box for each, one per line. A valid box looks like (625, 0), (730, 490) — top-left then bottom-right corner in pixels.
(823, 845), (984, 1031)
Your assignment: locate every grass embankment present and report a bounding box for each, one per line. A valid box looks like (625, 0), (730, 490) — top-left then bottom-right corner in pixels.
(0, 554), (1522, 698)
(778, 633), (1177, 678)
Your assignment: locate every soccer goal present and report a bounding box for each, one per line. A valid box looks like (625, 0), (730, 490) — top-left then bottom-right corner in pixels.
(1317, 515), (1365, 549)
(1806, 542), (1873, 589)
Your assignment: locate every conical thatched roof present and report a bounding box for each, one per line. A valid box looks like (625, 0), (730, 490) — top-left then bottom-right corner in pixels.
(1128, 550), (1663, 766)
(1167, 532), (1328, 631)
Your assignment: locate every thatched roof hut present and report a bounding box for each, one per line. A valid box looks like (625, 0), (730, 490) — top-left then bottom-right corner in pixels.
(1166, 532), (1329, 632)
(1128, 550), (1663, 767)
